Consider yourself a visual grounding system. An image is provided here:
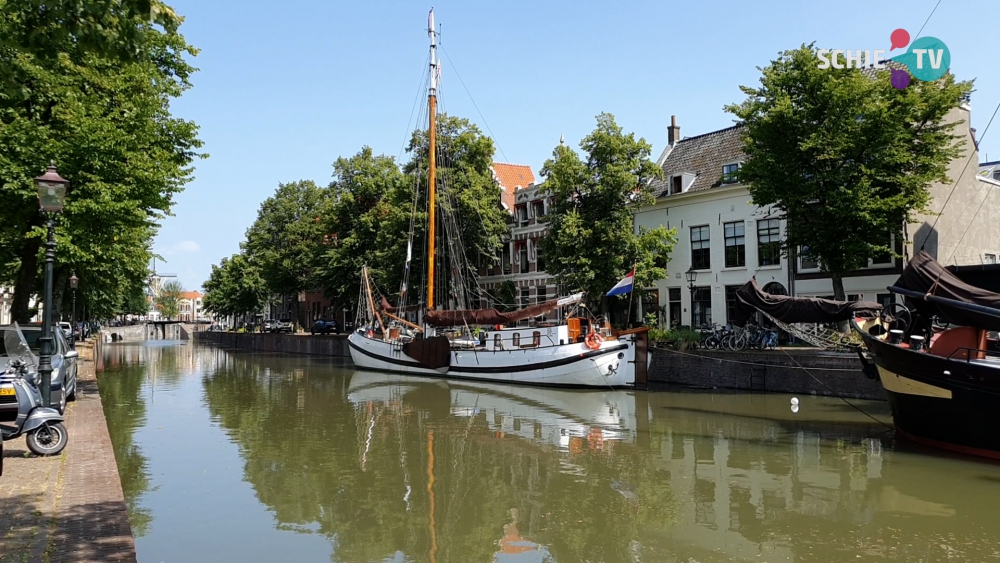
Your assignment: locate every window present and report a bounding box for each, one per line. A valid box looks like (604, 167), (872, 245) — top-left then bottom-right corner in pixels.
(722, 163), (740, 184)
(502, 244), (512, 275)
(642, 289), (660, 326)
(536, 239), (545, 271)
(520, 288), (530, 307)
(516, 205), (528, 226)
(532, 331), (541, 347)
(724, 221), (745, 268)
(519, 244), (528, 272)
(512, 333), (521, 347)
(799, 245), (820, 271)
(869, 235), (894, 267)
(725, 285), (741, 324)
(692, 287), (712, 327)
(847, 294), (861, 302)
(876, 293), (895, 308)
(757, 219), (781, 267)
(987, 254), (998, 265)
(668, 288), (682, 328)
(691, 226), (711, 270)
(536, 285), (547, 304)
(532, 201), (545, 218)
(671, 176), (682, 195)
(494, 333), (502, 350)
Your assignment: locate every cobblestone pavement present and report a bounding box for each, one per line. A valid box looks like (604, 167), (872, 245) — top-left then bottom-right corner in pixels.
(1, 342), (136, 563)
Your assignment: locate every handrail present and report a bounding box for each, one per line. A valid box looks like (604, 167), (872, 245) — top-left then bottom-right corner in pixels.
(946, 346), (1000, 363)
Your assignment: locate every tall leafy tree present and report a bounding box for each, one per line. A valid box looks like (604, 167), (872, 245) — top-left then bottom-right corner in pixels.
(404, 114), (509, 306)
(243, 180), (328, 300)
(0, 9), (202, 322)
(725, 45), (972, 299)
(314, 147), (412, 309)
(203, 253), (268, 320)
(540, 113), (676, 309)
(155, 279), (183, 320)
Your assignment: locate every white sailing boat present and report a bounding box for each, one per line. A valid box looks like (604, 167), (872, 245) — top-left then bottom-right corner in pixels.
(347, 10), (648, 388)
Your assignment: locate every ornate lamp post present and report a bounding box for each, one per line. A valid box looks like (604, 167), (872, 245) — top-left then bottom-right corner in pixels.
(35, 163), (69, 408)
(69, 273), (79, 343)
(685, 267), (698, 328)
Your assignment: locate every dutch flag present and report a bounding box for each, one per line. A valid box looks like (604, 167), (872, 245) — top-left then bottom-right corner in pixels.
(606, 269), (635, 297)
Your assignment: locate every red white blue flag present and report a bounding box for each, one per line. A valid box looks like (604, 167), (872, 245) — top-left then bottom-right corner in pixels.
(606, 269), (635, 297)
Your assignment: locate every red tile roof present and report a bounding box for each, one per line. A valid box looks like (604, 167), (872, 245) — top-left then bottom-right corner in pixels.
(491, 163), (535, 211)
(180, 291), (203, 300)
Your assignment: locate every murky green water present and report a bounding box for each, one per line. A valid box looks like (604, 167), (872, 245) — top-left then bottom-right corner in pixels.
(99, 341), (1000, 563)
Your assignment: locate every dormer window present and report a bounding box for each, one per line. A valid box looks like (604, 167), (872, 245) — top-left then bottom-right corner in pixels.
(671, 176), (682, 195)
(722, 163), (740, 184)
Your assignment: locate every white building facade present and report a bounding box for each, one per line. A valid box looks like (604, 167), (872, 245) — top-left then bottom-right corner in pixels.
(634, 106), (996, 328)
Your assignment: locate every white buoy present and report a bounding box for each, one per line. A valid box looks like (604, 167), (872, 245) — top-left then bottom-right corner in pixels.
(791, 404), (800, 414)
(790, 397), (799, 406)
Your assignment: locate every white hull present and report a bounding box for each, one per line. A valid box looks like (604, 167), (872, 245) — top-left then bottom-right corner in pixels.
(347, 371), (639, 448)
(347, 331), (642, 388)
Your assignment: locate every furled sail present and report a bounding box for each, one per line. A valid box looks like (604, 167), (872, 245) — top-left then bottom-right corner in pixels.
(732, 279), (881, 325)
(894, 251), (1000, 331)
(423, 293), (584, 327)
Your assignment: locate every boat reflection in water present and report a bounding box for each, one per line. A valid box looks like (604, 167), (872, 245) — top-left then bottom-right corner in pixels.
(104, 345), (1000, 563)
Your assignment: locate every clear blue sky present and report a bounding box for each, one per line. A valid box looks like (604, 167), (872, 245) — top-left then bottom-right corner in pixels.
(153, 0), (1000, 291)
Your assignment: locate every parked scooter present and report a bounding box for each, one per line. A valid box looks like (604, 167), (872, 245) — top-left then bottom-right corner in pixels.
(1, 323), (68, 456)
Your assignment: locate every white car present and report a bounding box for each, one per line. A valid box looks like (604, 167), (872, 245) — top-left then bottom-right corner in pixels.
(59, 322), (73, 341)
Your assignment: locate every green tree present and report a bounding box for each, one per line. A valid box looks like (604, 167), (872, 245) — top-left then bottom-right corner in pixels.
(403, 114), (509, 306)
(203, 253), (268, 320)
(155, 279), (183, 320)
(242, 180), (328, 305)
(725, 45), (972, 299)
(314, 147), (412, 309)
(0, 0), (183, 99)
(0, 11), (201, 322)
(540, 113), (676, 309)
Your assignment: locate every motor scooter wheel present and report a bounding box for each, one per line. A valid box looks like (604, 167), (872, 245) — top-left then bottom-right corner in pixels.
(26, 422), (68, 456)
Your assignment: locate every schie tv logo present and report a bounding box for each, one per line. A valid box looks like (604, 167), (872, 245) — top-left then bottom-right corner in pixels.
(817, 28), (951, 90)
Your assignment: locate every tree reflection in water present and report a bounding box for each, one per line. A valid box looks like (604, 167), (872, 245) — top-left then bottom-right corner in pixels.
(200, 356), (677, 563)
(103, 344), (1000, 563)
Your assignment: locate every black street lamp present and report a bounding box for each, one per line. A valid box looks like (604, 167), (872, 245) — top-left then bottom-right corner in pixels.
(69, 272), (79, 344)
(35, 163), (69, 408)
(685, 267), (698, 328)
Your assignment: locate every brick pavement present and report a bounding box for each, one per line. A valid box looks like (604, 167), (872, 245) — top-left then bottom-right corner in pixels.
(1, 341), (137, 563)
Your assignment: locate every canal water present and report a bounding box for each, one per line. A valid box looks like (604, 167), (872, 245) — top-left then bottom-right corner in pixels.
(99, 341), (1000, 563)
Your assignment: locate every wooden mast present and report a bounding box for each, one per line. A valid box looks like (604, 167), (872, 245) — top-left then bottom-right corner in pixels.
(426, 9), (439, 311)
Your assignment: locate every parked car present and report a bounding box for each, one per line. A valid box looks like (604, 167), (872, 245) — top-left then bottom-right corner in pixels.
(263, 319), (276, 333)
(276, 319), (294, 334)
(311, 319), (339, 335)
(0, 324), (78, 418)
(59, 322), (73, 342)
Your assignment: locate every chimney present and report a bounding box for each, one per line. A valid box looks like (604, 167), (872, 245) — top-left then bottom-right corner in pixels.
(667, 115), (680, 146)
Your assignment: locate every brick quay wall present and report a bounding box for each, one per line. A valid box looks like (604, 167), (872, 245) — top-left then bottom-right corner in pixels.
(195, 331), (350, 357)
(647, 347), (885, 400)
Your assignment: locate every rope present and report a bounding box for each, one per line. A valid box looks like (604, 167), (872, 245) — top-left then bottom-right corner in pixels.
(912, 0), (943, 41)
(942, 98), (1000, 263)
(653, 345), (864, 371)
(653, 345), (895, 432)
(440, 46), (508, 163)
(777, 347), (895, 432)
(919, 98), (1000, 253)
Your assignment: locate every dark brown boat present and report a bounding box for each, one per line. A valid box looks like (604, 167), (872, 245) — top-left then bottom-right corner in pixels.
(854, 251), (1000, 460)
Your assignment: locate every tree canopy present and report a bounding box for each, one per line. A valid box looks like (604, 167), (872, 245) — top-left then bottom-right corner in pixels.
(0, 1), (202, 322)
(540, 113), (676, 310)
(725, 45), (972, 299)
(242, 180), (328, 299)
(155, 279), (182, 320)
(313, 148), (412, 309)
(202, 254), (268, 320)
